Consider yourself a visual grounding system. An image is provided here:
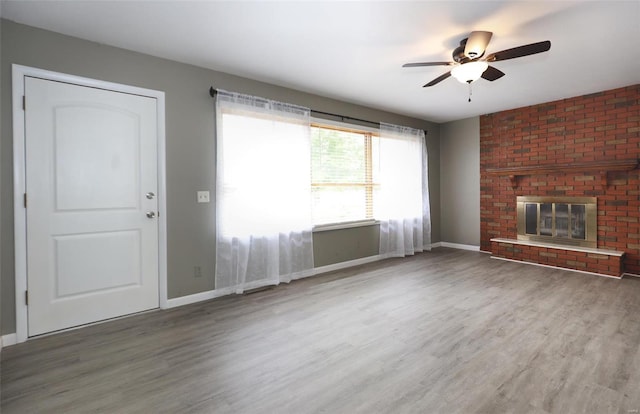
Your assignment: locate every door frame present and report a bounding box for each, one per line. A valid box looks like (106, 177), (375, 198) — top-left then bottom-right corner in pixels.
(12, 64), (168, 343)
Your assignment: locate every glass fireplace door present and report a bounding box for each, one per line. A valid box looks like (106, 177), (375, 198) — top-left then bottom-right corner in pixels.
(517, 196), (596, 248)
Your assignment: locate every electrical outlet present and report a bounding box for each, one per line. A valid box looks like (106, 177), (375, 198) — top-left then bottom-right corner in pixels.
(197, 191), (210, 203)
(194, 266), (202, 278)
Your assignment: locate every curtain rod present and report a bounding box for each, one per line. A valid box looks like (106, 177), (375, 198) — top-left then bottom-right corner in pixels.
(209, 87), (427, 135)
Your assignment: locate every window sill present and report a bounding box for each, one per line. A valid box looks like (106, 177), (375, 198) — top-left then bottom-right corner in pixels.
(313, 220), (379, 233)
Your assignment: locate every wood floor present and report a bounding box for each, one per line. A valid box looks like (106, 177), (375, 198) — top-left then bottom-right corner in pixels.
(2, 248), (640, 413)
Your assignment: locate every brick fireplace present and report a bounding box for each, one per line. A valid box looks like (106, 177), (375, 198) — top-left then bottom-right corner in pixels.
(480, 85), (640, 277)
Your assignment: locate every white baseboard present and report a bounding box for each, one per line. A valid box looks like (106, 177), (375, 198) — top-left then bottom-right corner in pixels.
(313, 255), (383, 275)
(431, 242), (442, 248)
(165, 288), (234, 308)
(623, 272), (640, 278)
(491, 256), (622, 279)
(165, 256), (384, 309)
(2, 333), (18, 348)
(438, 242), (481, 252)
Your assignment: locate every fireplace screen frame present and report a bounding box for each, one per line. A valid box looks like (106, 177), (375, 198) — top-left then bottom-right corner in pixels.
(516, 196), (597, 248)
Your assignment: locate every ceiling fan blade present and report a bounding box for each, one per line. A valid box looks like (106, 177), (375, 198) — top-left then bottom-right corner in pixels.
(481, 65), (505, 81)
(486, 40), (551, 62)
(403, 61), (454, 68)
(464, 31), (493, 59)
(423, 71), (451, 87)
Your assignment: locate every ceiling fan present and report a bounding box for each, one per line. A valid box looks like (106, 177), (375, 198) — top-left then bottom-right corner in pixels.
(403, 31), (551, 88)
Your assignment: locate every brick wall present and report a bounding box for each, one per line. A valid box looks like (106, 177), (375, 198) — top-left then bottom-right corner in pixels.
(480, 84), (640, 275)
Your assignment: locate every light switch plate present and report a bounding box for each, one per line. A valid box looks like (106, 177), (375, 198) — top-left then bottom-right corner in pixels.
(197, 191), (210, 203)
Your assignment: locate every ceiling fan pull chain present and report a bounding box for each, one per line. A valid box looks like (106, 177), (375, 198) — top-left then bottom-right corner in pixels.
(468, 81), (472, 102)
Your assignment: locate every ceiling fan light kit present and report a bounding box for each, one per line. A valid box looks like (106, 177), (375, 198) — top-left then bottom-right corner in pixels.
(403, 31), (551, 98)
(451, 61), (489, 84)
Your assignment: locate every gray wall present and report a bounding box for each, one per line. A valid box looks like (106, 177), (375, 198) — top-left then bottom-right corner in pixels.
(0, 8), (3, 341)
(0, 19), (441, 334)
(313, 226), (380, 267)
(439, 117), (479, 246)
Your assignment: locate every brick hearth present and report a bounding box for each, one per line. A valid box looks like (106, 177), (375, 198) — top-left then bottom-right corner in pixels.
(490, 238), (624, 278)
(480, 85), (640, 276)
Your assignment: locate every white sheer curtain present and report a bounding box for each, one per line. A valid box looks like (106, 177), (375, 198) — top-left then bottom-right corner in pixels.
(377, 123), (431, 257)
(215, 90), (314, 293)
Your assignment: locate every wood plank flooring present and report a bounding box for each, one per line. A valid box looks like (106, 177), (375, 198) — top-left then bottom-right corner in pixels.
(2, 248), (640, 413)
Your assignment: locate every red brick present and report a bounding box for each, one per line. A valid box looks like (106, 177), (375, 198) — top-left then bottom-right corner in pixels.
(482, 85), (639, 275)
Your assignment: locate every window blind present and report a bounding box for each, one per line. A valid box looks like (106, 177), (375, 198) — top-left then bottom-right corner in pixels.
(310, 124), (379, 225)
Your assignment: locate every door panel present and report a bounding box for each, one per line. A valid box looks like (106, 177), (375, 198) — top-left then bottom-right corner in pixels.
(54, 230), (141, 298)
(26, 77), (159, 336)
(54, 105), (140, 211)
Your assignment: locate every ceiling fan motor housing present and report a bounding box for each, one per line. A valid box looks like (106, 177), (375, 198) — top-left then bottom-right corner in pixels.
(453, 39), (475, 63)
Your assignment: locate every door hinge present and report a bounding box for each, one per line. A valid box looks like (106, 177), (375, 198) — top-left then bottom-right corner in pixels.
(25, 290), (29, 306)
(22, 95), (26, 111)
(24, 193), (27, 208)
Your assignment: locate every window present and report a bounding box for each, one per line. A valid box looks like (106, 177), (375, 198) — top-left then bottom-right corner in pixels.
(215, 90), (314, 291)
(311, 124), (379, 226)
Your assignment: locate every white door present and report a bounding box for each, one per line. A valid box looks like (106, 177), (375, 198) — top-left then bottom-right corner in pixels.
(25, 76), (160, 336)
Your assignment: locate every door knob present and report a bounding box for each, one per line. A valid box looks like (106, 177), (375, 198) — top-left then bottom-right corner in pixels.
(146, 211), (156, 219)
(146, 192), (155, 199)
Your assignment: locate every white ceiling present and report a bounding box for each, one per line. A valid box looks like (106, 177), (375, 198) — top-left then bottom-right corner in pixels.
(2, 1), (639, 123)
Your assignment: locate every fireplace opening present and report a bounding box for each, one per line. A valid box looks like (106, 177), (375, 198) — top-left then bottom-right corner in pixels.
(517, 196), (596, 248)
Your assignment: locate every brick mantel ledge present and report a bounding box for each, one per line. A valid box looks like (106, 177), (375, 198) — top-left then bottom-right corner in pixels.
(484, 159), (638, 189)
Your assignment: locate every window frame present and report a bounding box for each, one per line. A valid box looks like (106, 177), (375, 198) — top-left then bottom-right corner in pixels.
(310, 119), (381, 231)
